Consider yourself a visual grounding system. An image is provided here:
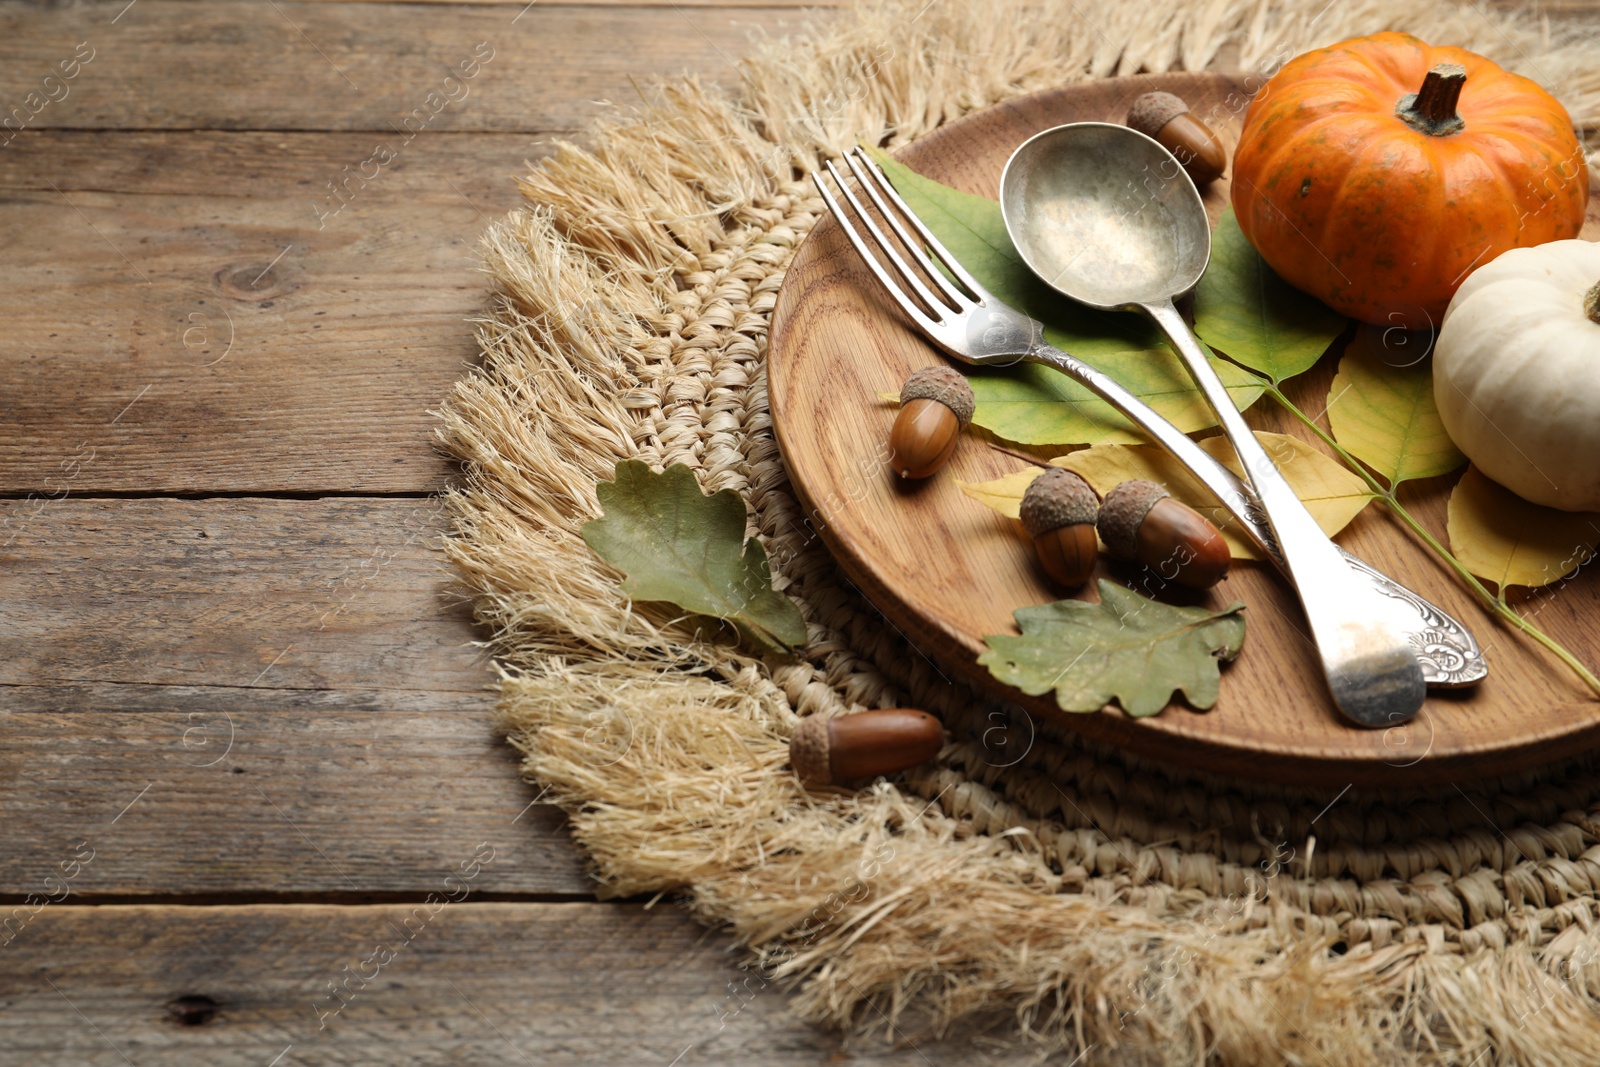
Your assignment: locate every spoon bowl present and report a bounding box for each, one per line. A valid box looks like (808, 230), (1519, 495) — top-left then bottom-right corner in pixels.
(1000, 122), (1211, 309)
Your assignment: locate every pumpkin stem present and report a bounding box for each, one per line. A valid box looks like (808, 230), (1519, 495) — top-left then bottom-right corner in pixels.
(1586, 280), (1600, 326)
(1397, 63), (1467, 136)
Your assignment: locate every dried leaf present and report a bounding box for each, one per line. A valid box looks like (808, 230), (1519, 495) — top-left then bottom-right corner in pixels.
(581, 461), (808, 652)
(956, 431), (1373, 560)
(869, 148), (1264, 447)
(979, 581), (1246, 716)
(1446, 465), (1600, 590)
(955, 467), (1038, 520)
(1192, 208), (1346, 384)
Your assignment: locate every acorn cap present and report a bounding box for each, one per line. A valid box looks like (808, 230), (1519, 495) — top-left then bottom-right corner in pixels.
(789, 716), (831, 785)
(1126, 92), (1190, 139)
(1097, 479), (1170, 560)
(1019, 467), (1098, 537)
(901, 365), (975, 429)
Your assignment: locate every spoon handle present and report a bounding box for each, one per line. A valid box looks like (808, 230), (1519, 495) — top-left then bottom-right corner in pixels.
(1142, 299), (1425, 727)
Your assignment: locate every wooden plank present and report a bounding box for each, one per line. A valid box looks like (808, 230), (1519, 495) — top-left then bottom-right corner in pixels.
(0, 132), (529, 494)
(0, 699), (593, 898)
(0, 2), (793, 133)
(0, 129), (546, 203)
(0, 498), (486, 692)
(0, 497), (592, 897)
(0, 903), (1013, 1065)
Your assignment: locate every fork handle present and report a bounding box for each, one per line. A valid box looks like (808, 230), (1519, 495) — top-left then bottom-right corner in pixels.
(1022, 337), (1277, 562)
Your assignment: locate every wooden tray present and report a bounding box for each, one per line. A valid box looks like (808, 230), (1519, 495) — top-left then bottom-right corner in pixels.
(768, 72), (1600, 786)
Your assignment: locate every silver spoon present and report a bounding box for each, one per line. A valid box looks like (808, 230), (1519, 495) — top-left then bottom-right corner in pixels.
(999, 122), (1428, 728)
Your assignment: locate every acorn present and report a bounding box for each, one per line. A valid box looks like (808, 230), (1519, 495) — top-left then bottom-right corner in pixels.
(789, 709), (945, 786)
(1019, 467), (1099, 588)
(1126, 92), (1227, 184)
(889, 366), (975, 478)
(1097, 479), (1230, 590)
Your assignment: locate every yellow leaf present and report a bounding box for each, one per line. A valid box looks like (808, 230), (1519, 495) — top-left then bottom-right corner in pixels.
(956, 432), (1373, 562)
(1327, 329), (1465, 486)
(1446, 465), (1600, 590)
(1060, 439), (1257, 559)
(1192, 433), (1373, 550)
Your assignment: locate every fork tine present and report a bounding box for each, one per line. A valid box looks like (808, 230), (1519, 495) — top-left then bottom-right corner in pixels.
(820, 159), (952, 324)
(849, 147), (988, 301)
(841, 150), (969, 311)
(811, 166), (944, 338)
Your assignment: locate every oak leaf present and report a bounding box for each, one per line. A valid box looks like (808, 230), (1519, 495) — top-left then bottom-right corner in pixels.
(979, 582), (1246, 716)
(581, 461), (808, 652)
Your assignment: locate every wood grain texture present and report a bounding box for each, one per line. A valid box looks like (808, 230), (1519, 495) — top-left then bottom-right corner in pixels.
(0, 129), (545, 202)
(0, 700), (592, 898)
(0, 498), (593, 896)
(0, 498), (486, 692)
(0, 903), (1021, 1066)
(0, 132), (538, 494)
(768, 72), (1600, 786)
(0, 2), (794, 132)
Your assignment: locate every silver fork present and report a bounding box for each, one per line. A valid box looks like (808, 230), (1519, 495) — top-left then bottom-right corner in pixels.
(811, 146), (1485, 702)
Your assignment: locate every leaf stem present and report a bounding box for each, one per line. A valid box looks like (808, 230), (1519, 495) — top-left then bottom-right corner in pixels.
(1258, 382), (1600, 697)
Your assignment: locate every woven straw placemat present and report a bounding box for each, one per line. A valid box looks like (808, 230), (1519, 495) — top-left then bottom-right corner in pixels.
(437, 1), (1600, 1061)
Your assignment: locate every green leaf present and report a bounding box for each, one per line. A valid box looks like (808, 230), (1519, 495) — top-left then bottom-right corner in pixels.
(978, 581), (1246, 716)
(581, 460), (808, 652)
(1192, 208), (1347, 384)
(1327, 330), (1466, 487)
(869, 148), (1264, 447)
(964, 360), (1265, 448)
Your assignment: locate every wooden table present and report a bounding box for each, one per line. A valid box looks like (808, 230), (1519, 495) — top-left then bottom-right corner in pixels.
(0, 2), (1592, 1063)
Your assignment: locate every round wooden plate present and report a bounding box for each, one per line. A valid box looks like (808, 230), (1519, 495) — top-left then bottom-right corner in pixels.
(769, 72), (1600, 786)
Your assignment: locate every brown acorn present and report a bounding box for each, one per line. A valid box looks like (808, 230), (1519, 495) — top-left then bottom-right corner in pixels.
(1127, 91), (1227, 184)
(1019, 467), (1099, 588)
(789, 709), (945, 786)
(1097, 479), (1230, 590)
(889, 366), (975, 478)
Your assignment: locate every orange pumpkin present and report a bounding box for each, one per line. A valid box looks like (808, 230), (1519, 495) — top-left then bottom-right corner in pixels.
(1231, 32), (1589, 330)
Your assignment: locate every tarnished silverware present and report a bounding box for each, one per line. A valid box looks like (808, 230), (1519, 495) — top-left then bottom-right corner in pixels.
(810, 145), (1485, 706)
(999, 122), (1427, 727)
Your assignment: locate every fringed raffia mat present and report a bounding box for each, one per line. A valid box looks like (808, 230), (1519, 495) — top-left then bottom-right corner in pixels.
(437, 1), (1600, 1062)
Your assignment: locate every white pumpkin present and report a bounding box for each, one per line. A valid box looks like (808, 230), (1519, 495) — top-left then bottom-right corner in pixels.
(1435, 239), (1600, 512)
